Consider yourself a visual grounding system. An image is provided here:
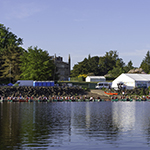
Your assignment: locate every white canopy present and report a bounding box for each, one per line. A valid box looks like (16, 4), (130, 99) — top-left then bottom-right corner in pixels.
(125, 74), (150, 81)
(112, 73), (150, 89)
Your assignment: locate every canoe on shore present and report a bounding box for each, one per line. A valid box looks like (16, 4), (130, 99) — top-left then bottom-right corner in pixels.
(104, 91), (118, 95)
(19, 99), (26, 102)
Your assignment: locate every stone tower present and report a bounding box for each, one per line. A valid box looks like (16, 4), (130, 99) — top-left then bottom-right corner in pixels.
(68, 54), (71, 75)
(53, 54), (71, 81)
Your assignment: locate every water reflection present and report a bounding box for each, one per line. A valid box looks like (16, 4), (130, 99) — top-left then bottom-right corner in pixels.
(1, 102), (150, 149)
(70, 102), (120, 144)
(112, 101), (136, 132)
(134, 102), (150, 145)
(85, 103), (90, 128)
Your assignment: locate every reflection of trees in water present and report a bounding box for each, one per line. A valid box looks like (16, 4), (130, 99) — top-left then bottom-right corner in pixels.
(71, 102), (120, 142)
(0, 103), (72, 149)
(0, 102), (121, 149)
(0, 103), (21, 149)
(3, 102), (150, 149)
(34, 103), (72, 143)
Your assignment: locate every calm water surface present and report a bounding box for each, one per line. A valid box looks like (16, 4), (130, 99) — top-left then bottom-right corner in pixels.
(1, 101), (150, 150)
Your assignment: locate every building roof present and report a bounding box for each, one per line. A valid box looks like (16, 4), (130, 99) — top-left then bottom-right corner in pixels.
(86, 76), (105, 79)
(122, 73), (150, 81)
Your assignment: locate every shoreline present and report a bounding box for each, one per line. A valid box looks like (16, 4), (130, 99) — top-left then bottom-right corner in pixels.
(0, 87), (149, 102)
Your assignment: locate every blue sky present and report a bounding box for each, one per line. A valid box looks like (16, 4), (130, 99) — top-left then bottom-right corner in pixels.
(1, 0), (150, 69)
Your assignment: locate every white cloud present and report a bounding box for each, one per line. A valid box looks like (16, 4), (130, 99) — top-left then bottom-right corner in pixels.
(119, 49), (148, 57)
(2, 1), (46, 19)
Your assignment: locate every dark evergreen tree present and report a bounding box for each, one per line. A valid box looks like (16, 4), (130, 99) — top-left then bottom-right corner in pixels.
(88, 56), (100, 75)
(140, 51), (150, 73)
(123, 60), (134, 73)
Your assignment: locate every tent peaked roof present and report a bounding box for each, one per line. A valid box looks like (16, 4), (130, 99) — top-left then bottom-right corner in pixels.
(123, 73), (150, 81)
(86, 76), (105, 79)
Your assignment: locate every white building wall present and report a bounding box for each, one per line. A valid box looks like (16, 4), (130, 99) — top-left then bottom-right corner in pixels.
(86, 76), (106, 82)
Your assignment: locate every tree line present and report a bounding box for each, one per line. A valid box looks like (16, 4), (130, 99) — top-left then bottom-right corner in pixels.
(70, 50), (150, 79)
(1, 23), (150, 84)
(0, 24), (58, 84)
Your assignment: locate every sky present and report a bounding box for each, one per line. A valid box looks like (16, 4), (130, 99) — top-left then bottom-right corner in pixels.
(1, 0), (150, 69)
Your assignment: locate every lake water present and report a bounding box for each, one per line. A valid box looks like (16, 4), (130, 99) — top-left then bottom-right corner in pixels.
(1, 101), (150, 150)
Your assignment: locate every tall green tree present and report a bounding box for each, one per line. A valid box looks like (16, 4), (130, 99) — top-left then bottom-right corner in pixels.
(88, 56), (100, 75)
(0, 24), (23, 83)
(71, 56), (100, 77)
(71, 58), (89, 77)
(1, 45), (24, 83)
(0, 24), (22, 49)
(127, 60), (134, 70)
(108, 58), (125, 78)
(98, 51), (119, 75)
(140, 51), (150, 73)
(123, 60), (134, 73)
(20, 46), (56, 81)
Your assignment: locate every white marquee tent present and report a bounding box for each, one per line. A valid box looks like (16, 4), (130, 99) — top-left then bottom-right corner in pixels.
(85, 76), (106, 82)
(111, 73), (150, 90)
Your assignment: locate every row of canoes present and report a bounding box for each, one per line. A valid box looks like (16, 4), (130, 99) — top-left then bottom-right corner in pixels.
(111, 98), (150, 102)
(111, 98), (133, 102)
(1, 98), (150, 103)
(1, 99), (34, 103)
(0, 99), (106, 103)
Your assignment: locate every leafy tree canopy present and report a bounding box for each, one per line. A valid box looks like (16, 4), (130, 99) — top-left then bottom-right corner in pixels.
(71, 56), (100, 77)
(1, 45), (24, 83)
(71, 50), (135, 78)
(0, 24), (23, 50)
(20, 46), (56, 81)
(98, 51), (120, 75)
(0, 24), (23, 84)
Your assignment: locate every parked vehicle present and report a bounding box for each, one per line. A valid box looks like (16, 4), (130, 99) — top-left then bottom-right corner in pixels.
(95, 82), (112, 89)
(14, 80), (33, 86)
(14, 80), (55, 87)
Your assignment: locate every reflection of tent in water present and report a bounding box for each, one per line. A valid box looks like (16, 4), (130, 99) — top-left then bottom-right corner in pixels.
(7, 83), (13, 86)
